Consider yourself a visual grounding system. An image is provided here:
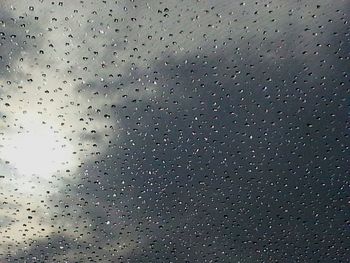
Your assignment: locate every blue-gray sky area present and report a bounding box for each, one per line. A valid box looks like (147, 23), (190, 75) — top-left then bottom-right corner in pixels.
(0, 0), (349, 262)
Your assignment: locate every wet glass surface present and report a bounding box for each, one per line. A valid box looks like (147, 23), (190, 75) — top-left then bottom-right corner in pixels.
(0, 1), (349, 262)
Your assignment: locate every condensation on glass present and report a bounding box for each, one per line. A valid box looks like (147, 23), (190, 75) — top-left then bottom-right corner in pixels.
(0, 1), (349, 262)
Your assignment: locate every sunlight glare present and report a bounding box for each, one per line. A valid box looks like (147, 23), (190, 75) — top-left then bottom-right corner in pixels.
(1, 117), (74, 178)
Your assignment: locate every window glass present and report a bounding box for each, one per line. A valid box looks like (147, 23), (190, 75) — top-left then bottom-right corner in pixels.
(0, 1), (349, 262)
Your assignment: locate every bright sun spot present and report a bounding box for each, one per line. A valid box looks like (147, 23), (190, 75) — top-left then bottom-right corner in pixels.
(1, 116), (74, 178)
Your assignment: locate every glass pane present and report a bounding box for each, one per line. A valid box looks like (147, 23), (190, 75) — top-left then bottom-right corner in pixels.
(0, 1), (348, 262)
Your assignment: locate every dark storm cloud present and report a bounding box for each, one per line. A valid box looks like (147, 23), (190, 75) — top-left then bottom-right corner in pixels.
(80, 47), (349, 262)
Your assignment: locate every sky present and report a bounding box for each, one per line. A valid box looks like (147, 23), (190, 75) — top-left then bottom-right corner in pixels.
(0, 0), (349, 262)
